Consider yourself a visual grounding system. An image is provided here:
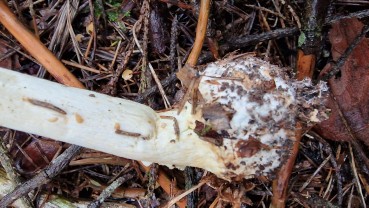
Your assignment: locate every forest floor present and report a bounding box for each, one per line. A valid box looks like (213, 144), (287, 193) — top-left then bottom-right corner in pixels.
(0, 0), (369, 207)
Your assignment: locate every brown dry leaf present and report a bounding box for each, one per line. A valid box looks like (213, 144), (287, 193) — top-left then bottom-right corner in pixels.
(176, 64), (198, 88)
(315, 18), (369, 146)
(15, 139), (61, 174)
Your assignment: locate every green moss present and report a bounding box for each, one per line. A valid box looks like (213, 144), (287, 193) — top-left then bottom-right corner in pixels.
(298, 32), (306, 47)
(95, 0), (131, 22)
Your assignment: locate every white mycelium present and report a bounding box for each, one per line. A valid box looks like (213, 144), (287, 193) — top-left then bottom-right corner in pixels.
(0, 56), (327, 180)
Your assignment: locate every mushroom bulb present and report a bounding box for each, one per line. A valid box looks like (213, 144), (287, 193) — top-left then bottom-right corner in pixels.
(0, 56), (328, 181)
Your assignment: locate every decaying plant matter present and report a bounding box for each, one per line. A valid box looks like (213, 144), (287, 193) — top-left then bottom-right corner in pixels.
(0, 55), (328, 181)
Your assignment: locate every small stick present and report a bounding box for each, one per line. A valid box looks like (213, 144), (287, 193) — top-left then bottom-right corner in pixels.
(164, 180), (206, 208)
(62, 60), (101, 74)
(87, 174), (134, 208)
(326, 9), (369, 24)
(186, 0), (211, 67)
(299, 154), (332, 192)
(170, 15), (178, 73)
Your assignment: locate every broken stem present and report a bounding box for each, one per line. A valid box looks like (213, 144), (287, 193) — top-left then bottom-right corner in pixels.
(0, 55), (327, 181)
(0, 68), (225, 177)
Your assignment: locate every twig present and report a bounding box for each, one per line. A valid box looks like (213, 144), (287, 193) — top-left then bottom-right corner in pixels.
(226, 27), (299, 49)
(326, 9), (369, 24)
(348, 185), (355, 208)
(299, 154), (332, 192)
(198, 27), (299, 64)
(139, 0), (150, 92)
(0, 145), (82, 207)
(299, 0), (330, 54)
(87, 174), (134, 208)
(186, 0), (211, 67)
(84, 28), (94, 59)
(62, 60), (101, 74)
(184, 167), (199, 208)
(164, 180), (206, 208)
(170, 15), (178, 73)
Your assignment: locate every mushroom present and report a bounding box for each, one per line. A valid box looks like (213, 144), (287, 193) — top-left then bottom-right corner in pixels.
(0, 55), (328, 181)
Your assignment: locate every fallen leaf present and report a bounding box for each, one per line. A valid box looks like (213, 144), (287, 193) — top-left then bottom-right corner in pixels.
(176, 64), (198, 88)
(15, 139), (62, 174)
(315, 18), (369, 146)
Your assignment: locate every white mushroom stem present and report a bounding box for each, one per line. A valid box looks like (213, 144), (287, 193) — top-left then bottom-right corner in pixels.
(0, 68), (220, 171)
(0, 66), (232, 176)
(0, 56), (328, 180)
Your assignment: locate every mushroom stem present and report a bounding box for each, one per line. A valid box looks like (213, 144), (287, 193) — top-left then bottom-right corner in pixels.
(0, 56), (328, 180)
(0, 67), (223, 176)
